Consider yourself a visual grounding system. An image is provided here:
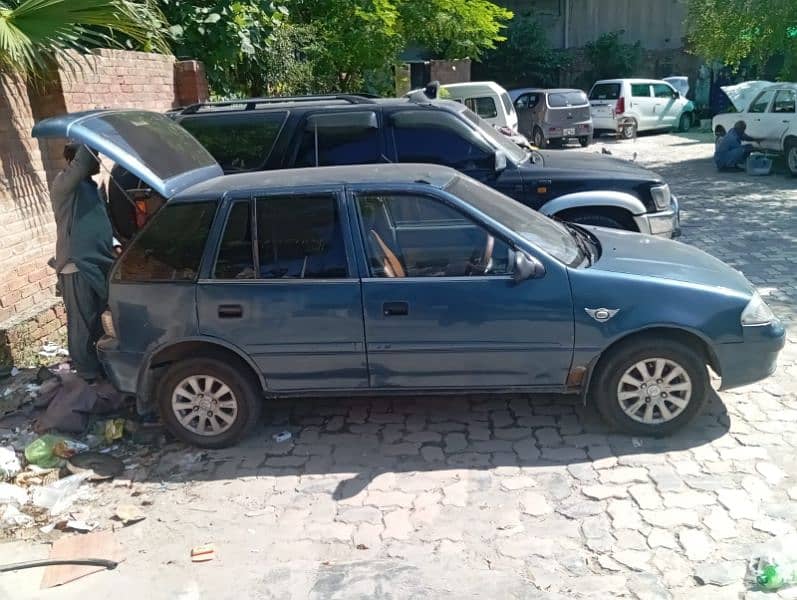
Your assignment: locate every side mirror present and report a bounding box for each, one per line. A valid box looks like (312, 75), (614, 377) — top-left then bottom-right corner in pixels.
(494, 150), (508, 173)
(512, 251), (545, 283)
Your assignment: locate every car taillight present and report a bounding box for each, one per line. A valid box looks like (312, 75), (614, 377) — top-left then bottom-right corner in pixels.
(101, 310), (116, 338)
(615, 96), (626, 115)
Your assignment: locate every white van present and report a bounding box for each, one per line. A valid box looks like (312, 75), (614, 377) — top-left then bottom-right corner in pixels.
(441, 81), (519, 132)
(589, 78), (695, 139)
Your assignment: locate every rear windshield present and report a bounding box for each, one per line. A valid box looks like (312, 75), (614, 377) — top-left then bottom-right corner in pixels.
(548, 91), (589, 107)
(589, 84), (621, 101)
(180, 112), (287, 172)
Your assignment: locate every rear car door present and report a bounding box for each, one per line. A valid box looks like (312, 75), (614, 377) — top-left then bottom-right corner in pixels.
(766, 89), (796, 151)
(514, 92), (542, 137)
(350, 188), (574, 389)
(196, 189), (369, 391)
(652, 83), (680, 128)
(629, 83), (654, 130)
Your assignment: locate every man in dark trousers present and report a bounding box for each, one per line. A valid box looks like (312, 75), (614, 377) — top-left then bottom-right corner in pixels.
(51, 144), (115, 382)
(714, 120), (761, 170)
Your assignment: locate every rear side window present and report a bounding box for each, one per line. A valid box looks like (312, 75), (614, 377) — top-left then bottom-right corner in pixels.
(548, 91), (589, 107)
(464, 97), (498, 119)
(653, 84), (676, 99)
(256, 194), (348, 279)
(294, 111), (380, 167)
(750, 90), (775, 113)
(179, 112), (287, 172)
(117, 202), (216, 282)
(773, 90), (796, 113)
(589, 83), (621, 100)
(214, 201), (254, 279)
(631, 84), (652, 98)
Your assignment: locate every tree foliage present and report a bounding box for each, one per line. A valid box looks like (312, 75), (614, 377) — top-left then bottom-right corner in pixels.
(584, 31), (642, 81)
(0, 0), (169, 78)
(474, 12), (569, 88)
(686, 0), (797, 80)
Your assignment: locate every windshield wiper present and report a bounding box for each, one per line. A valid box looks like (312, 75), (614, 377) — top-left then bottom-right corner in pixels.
(565, 224), (595, 266)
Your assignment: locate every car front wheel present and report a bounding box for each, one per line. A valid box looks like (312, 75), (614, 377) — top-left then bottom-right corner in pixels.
(158, 357), (262, 448)
(591, 338), (709, 436)
(786, 140), (797, 177)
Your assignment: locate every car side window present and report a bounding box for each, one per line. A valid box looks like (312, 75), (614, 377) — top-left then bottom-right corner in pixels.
(179, 112), (287, 172)
(515, 94), (539, 110)
(116, 202), (216, 282)
(256, 194), (348, 279)
(749, 90), (775, 113)
(214, 200), (255, 279)
(389, 111), (494, 171)
(631, 84), (652, 98)
(355, 193), (512, 278)
(464, 97), (498, 119)
(772, 90), (796, 114)
(294, 111), (381, 168)
(653, 84), (676, 99)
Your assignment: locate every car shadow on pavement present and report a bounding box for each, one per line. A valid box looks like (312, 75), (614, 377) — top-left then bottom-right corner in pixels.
(146, 390), (730, 501)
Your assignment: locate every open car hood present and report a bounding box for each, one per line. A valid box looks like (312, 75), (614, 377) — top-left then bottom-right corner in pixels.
(720, 81), (774, 112)
(32, 110), (222, 199)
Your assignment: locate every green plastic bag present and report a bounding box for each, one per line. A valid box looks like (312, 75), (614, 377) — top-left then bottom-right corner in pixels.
(24, 435), (67, 468)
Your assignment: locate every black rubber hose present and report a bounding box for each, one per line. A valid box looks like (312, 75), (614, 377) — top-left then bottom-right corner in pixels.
(0, 558), (118, 573)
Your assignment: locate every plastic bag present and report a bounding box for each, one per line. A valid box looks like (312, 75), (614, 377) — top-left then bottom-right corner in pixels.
(24, 435), (68, 468)
(31, 472), (91, 515)
(0, 446), (21, 480)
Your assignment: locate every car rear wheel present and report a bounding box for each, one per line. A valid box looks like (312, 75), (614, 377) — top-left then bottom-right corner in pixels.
(579, 136), (591, 148)
(786, 140), (797, 177)
(158, 357), (262, 448)
(619, 120), (637, 140)
(678, 113), (691, 132)
(591, 338), (709, 436)
(532, 128), (546, 148)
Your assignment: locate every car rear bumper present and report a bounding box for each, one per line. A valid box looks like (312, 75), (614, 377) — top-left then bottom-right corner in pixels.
(715, 320), (787, 390)
(591, 115), (618, 131)
(633, 195), (681, 238)
(97, 336), (141, 394)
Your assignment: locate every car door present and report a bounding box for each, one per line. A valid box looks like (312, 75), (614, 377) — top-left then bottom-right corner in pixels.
(196, 189), (369, 391)
(766, 89), (796, 151)
(629, 83), (654, 130)
(514, 92), (541, 137)
(652, 83), (679, 128)
(746, 89), (777, 146)
(349, 187), (574, 389)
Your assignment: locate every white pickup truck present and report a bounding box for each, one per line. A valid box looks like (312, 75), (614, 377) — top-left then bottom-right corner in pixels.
(713, 82), (797, 176)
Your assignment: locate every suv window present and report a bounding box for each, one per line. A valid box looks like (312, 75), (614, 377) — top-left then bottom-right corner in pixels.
(653, 84), (676, 99)
(589, 83), (621, 100)
(117, 202), (216, 282)
(294, 111), (380, 167)
(356, 193), (512, 278)
(749, 90), (775, 113)
(464, 97), (498, 119)
(256, 194), (348, 279)
(772, 90), (796, 113)
(214, 201), (255, 279)
(631, 84), (652, 98)
(390, 110), (494, 171)
(179, 112), (286, 172)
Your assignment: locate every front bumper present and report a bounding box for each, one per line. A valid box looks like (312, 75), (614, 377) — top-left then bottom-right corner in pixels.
(714, 319), (787, 390)
(633, 195), (681, 238)
(97, 336), (142, 395)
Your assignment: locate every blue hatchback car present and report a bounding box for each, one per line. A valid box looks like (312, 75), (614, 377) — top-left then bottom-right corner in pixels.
(34, 111), (785, 448)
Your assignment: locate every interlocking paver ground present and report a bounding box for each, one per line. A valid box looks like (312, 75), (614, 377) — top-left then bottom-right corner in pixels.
(1, 132), (795, 599)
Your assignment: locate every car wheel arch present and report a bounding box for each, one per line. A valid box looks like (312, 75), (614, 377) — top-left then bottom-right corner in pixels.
(540, 190), (646, 230)
(580, 326), (721, 404)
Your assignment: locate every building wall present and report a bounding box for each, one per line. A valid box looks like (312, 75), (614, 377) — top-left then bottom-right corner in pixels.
(0, 49), (208, 366)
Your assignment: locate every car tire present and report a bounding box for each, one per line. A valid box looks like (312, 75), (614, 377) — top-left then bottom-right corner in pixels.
(564, 211), (626, 230)
(619, 120), (637, 140)
(157, 357), (262, 448)
(591, 337), (709, 437)
(786, 139), (797, 177)
(579, 136), (591, 148)
(532, 128), (546, 148)
(678, 113), (691, 132)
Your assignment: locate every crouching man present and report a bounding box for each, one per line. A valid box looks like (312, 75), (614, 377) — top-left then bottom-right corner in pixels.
(714, 120), (761, 170)
(51, 144), (115, 383)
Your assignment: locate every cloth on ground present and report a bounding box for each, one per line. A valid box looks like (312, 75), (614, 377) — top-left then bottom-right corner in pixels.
(35, 373), (125, 434)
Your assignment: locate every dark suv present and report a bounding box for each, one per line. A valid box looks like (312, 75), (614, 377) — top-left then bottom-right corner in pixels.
(160, 94), (679, 237)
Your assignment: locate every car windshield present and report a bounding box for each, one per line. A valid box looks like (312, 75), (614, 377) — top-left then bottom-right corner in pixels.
(446, 176), (582, 266)
(548, 91), (589, 107)
(460, 108), (528, 163)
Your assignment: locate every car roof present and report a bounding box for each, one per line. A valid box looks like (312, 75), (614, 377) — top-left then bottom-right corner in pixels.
(763, 82), (797, 90)
(592, 79), (671, 85)
(442, 81), (508, 96)
(172, 163), (460, 201)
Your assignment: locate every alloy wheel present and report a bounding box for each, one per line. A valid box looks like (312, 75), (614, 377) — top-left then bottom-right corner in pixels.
(616, 358), (692, 424)
(171, 375), (239, 436)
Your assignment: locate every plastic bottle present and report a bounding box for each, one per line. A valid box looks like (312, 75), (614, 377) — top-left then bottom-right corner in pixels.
(757, 562), (797, 590)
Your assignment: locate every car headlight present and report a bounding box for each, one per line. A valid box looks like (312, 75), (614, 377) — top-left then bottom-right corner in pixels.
(741, 293), (775, 326)
(650, 184), (671, 211)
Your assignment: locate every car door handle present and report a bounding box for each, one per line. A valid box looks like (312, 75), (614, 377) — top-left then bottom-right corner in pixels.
(383, 302), (409, 317)
(218, 304), (243, 319)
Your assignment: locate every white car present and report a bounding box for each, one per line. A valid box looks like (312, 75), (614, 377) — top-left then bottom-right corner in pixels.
(712, 82), (797, 177)
(440, 81), (519, 132)
(589, 78), (696, 139)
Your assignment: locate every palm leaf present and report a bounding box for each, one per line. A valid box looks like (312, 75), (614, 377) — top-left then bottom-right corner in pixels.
(0, 0), (170, 78)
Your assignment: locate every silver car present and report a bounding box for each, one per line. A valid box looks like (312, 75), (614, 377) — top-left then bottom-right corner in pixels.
(510, 88), (593, 149)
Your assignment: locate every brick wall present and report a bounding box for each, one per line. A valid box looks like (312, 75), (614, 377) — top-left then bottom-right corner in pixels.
(0, 49), (208, 367)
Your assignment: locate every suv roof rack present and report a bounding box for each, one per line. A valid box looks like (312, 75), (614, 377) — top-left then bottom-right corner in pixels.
(179, 94), (377, 115)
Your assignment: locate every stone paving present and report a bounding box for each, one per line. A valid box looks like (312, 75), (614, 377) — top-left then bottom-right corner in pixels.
(1, 132), (796, 599)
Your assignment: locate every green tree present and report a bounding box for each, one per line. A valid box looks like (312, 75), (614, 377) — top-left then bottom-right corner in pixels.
(475, 12), (569, 88)
(686, 0), (797, 80)
(584, 31), (642, 81)
(0, 0), (169, 78)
